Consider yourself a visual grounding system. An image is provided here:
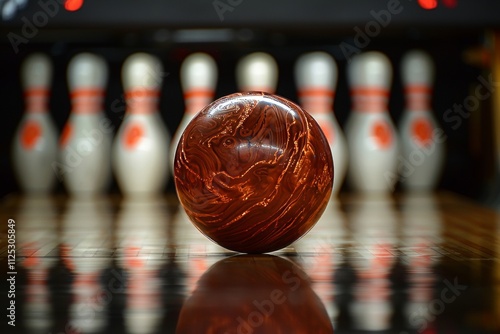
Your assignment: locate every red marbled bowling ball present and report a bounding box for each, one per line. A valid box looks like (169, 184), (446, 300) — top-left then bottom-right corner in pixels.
(174, 92), (334, 253)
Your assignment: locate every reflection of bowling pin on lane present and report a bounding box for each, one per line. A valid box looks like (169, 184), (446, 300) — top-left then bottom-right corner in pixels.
(399, 50), (445, 191)
(116, 197), (171, 263)
(116, 198), (168, 334)
(295, 52), (348, 196)
(346, 51), (399, 193)
(12, 53), (58, 193)
(59, 53), (112, 195)
(292, 198), (347, 321)
(400, 193), (443, 250)
(17, 196), (58, 333)
(236, 52), (278, 93)
(292, 199), (347, 250)
(113, 53), (170, 196)
(171, 206), (226, 296)
(348, 195), (397, 332)
(348, 194), (398, 268)
(62, 197), (112, 334)
(170, 53), (217, 174)
(401, 195), (442, 331)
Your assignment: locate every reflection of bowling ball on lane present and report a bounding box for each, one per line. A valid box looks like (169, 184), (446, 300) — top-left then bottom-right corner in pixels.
(175, 255), (334, 333)
(174, 92), (334, 253)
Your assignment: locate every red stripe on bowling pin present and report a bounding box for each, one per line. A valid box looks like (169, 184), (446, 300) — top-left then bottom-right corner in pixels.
(183, 89), (214, 99)
(184, 89), (215, 115)
(405, 84), (432, 111)
(24, 88), (50, 113)
(71, 88), (105, 114)
(298, 88), (335, 98)
(351, 88), (389, 113)
(125, 89), (160, 114)
(298, 88), (335, 114)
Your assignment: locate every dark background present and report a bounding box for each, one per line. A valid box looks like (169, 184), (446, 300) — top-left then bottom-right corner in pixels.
(1, 0), (498, 201)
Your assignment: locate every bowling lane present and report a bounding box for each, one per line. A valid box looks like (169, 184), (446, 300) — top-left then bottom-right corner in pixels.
(0, 192), (499, 333)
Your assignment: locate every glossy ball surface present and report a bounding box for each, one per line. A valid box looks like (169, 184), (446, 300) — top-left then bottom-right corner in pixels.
(174, 92), (334, 253)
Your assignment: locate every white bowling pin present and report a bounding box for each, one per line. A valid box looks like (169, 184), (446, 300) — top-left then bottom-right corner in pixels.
(12, 53), (58, 193)
(170, 53), (217, 174)
(113, 53), (170, 196)
(236, 52), (278, 93)
(399, 50), (445, 191)
(345, 51), (399, 193)
(59, 53), (112, 196)
(295, 52), (348, 196)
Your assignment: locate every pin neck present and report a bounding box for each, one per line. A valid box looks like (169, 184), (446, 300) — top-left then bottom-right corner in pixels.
(24, 88), (49, 114)
(404, 85), (432, 111)
(350, 87), (389, 113)
(70, 88), (105, 114)
(184, 89), (214, 115)
(125, 89), (160, 114)
(298, 88), (335, 114)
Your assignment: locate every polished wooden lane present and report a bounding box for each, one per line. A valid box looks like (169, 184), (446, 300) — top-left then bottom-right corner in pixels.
(0, 192), (499, 333)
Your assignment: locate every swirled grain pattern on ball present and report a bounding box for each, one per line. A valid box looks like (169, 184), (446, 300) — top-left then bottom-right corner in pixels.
(174, 92), (334, 253)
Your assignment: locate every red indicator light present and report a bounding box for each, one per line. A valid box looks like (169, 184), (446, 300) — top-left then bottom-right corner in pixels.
(442, 0), (457, 8)
(418, 0), (438, 10)
(65, 0), (84, 12)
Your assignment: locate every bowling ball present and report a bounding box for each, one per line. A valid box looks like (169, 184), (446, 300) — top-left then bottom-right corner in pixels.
(175, 255), (334, 333)
(174, 92), (333, 253)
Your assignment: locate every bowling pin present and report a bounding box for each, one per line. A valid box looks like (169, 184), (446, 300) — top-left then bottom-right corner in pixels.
(345, 51), (399, 193)
(399, 50), (444, 191)
(236, 52), (278, 93)
(12, 53), (58, 193)
(59, 53), (112, 195)
(170, 53), (217, 174)
(113, 53), (170, 196)
(295, 52), (348, 196)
